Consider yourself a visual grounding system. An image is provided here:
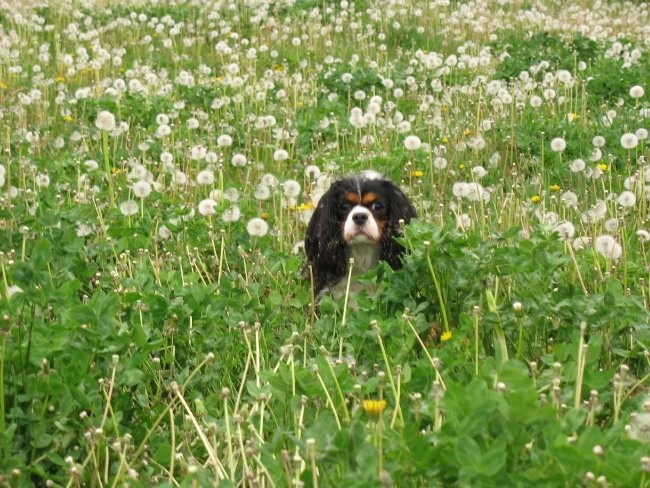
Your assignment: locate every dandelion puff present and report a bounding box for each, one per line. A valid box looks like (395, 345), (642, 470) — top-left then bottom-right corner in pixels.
(196, 170), (215, 185)
(630, 85), (645, 99)
(119, 200), (139, 216)
(456, 213), (471, 230)
(198, 198), (217, 216)
(246, 217), (269, 237)
(224, 188), (239, 202)
(452, 182), (470, 198)
(217, 134), (233, 147)
(84, 159), (99, 171)
(621, 132), (638, 149)
(550, 137), (566, 152)
(604, 218), (618, 233)
(282, 179), (301, 198)
(617, 190), (636, 208)
(261, 173), (279, 187)
(433, 157), (447, 170)
(573, 236), (591, 251)
(254, 184), (271, 200)
(35, 173), (50, 187)
(554, 221), (575, 241)
(570, 159), (585, 173)
(231, 153), (247, 167)
(594, 235), (622, 259)
(636, 229), (650, 243)
(221, 206), (241, 222)
(636, 128), (648, 141)
(76, 222), (93, 237)
(592, 136), (606, 147)
(305, 165), (321, 179)
(95, 110), (116, 131)
(404, 135), (422, 150)
(6, 284), (24, 299)
(472, 166), (487, 178)
(271, 149), (288, 163)
(158, 225), (172, 239)
(132, 180), (152, 198)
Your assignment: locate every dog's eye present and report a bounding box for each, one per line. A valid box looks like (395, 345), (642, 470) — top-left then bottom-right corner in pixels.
(370, 202), (384, 212)
(339, 202), (352, 213)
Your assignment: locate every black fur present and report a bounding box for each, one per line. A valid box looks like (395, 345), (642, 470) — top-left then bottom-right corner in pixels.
(305, 174), (417, 297)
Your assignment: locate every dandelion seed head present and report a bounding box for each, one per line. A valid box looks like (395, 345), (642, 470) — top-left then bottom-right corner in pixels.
(221, 206), (241, 222)
(554, 221), (575, 241)
(569, 159), (585, 173)
(404, 135), (422, 150)
(282, 179), (301, 198)
(617, 190), (636, 208)
(95, 110), (116, 131)
(224, 188), (239, 202)
(119, 200), (139, 216)
(594, 235), (622, 259)
(621, 132), (639, 149)
(246, 217), (269, 237)
(630, 85), (645, 99)
(550, 137), (566, 152)
(196, 170), (215, 185)
(198, 198), (217, 216)
(231, 153), (247, 167)
(132, 180), (152, 199)
(592, 136), (606, 148)
(217, 134), (233, 147)
(273, 149), (289, 162)
(637, 229), (650, 243)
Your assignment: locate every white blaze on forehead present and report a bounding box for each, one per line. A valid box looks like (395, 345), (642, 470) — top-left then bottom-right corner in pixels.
(343, 205), (380, 243)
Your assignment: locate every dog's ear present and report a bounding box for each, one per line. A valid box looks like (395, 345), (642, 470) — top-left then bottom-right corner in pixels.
(386, 180), (417, 224)
(305, 184), (347, 293)
(380, 180), (417, 268)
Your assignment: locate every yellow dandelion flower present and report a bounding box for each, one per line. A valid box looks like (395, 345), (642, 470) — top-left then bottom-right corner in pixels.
(291, 202), (315, 212)
(0, 82), (8, 90)
(531, 195), (541, 204)
(260, 212), (269, 220)
(55, 76), (65, 82)
(463, 129), (472, 136)
(412, 170), (424, 178)
(441, 137), (449, 143)
(459, 164), (465, 170)
(362, 399), (387, 417)
(598, 163), (608, 172)
(549, 184), (560, 192)
(111, 167), (122, 175)
(441, 330), (452, 341)
(63, 115), (74, 122)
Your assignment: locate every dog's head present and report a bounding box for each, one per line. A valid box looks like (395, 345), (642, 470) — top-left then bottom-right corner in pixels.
(305, 173), (417, 296)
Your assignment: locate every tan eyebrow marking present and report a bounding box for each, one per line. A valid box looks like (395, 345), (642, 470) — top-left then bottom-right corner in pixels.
(344, 192), (360, 204)
(361, 192), (378, 205)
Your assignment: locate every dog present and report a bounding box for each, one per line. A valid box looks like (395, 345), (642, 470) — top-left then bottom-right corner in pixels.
(305, 172), (417, 300)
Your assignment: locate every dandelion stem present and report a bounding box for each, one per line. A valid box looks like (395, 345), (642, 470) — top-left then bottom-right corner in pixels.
(424, 243), (450, 333)
(101, 129), (115, 206)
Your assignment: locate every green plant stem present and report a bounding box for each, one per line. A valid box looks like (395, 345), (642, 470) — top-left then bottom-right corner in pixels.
(321, 348), (350, 422)
(101, 129), (115, 206)
(424, 243), (450, 333)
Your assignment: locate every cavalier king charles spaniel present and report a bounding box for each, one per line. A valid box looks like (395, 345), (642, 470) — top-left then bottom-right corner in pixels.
(305, 172), (417, 299)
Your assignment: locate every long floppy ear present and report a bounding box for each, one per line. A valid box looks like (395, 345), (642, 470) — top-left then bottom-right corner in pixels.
(305, 184), (348, 294)
(380, 180), (417, 269)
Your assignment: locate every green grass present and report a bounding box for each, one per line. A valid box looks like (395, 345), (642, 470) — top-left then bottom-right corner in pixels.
(0, 0), (649, 486)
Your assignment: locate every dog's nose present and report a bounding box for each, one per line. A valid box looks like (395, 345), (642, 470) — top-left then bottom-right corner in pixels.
(352, 212), (368, 225)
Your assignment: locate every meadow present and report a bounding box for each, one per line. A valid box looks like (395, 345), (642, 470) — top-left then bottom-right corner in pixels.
(0, 0), (649, 485)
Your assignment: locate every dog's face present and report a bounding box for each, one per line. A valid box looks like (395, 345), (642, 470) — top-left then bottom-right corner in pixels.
(305, 173), (417, 297)
(338, 187), (390, 244)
